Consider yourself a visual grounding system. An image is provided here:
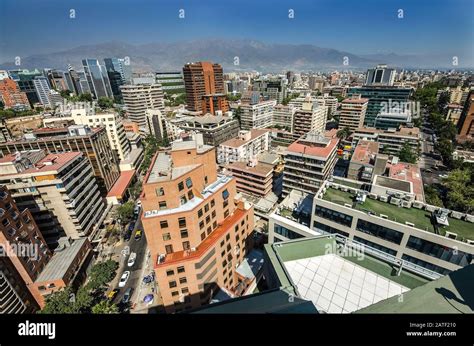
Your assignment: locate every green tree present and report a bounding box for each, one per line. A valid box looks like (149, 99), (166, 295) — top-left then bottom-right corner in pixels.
(424, 185), (443, 207)
(60, 90), (72, 99)
(399, 142), (418, 163)
(97, 97), (114, 110)
(233, 106), (243, 126)
(336, 127), (351, 140)
(92, 300), (119, 314)
(77, 93), (93, 102)
(443, 168), (474, 213)
(40, 287), (78, 314)
(115, 201), (135, 224)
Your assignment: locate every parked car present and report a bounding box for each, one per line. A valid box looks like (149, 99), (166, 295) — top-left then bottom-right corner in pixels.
(134, 229), (142, 241)
(128, 221), (136, 232)
(123, 229), (132, 241)
(122, 287), (134, 304)
(127, 252), (136, 267)
(118, 271), (130, 287)
(107, 288), (120, 300)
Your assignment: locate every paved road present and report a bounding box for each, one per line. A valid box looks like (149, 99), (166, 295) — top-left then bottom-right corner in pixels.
(112, 216), (149, 311)
(419, 116), (448, 186)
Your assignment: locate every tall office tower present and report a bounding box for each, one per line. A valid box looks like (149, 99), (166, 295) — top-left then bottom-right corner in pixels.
(104, 58), (131, 100)
(120, 84), (165, 133)
(365, 64), (396, 86)
(282, 132), (339, 196)
(0, 125), (120, 193)
(309, 76), (325, 92)
(339, 96), (369, 132)
(9, 69), (43, 105)
(81, 59), (113, 99)
(156, 71), (185, 95)
(33, 76), (52, 108)
(286, 71), (295, 86)
(347, 86), (412, 127)
(67, 65), (83, 95)
(201, 94), (229, 115)
(292, 97), (327, 137)
(252, 77), (287, 103)
(45, 70), (68, 91)
(77, 71), (91, 94)
(183, 61), (225, 112)
(0, 151), (106, 247)
(141, 134), (255, 313)
(0, 78), (31, 110)
(0, 186), (52, 312)
(458, 90), (474, 137)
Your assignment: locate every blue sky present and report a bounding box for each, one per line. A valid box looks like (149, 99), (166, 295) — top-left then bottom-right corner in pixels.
(0, 0), (472, 62)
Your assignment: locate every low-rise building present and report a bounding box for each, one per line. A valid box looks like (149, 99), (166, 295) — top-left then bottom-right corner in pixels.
(352, 126), (420, 156)
(223, 160), (274, 198)
(347, 140), (380, 181)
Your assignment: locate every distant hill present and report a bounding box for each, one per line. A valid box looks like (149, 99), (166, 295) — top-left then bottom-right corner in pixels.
(0, 39), (470, 72)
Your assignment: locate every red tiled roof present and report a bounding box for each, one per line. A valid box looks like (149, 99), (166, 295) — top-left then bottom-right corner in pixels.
(287, 137), (339, 159)
(106, 170), (135, 198)
(388, 162), (424, 201)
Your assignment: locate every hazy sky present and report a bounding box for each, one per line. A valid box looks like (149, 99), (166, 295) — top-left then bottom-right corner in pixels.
(1, 0), (473, 63)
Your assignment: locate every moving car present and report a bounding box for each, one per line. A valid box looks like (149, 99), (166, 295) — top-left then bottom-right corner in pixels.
(122, 287), (134, 304)
(134, 229), (142, 241)
(127, 252), (136, 267)
(118, 271), (130, 287)
(107, 288), (120, 300)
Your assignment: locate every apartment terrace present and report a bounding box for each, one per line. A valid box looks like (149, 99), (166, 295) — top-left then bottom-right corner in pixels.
(320, 184), (474, 242)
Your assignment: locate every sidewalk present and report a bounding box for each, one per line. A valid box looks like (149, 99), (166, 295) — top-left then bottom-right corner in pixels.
(131, 250), (164, 313)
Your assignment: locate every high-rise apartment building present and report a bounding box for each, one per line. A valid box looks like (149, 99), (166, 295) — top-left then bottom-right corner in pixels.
(339, 96), (369, 132)
(217, 129), (270, 165)
(252, 78), (287, 103)
(239, 98), (276, 130)
(201, 94), (229, 115)
(458, 90), (474, 137)
(0, 125), (120, 193)
(156, 71), (185, 95)
(0, 186), (51, 312)
(33, 76), (52, 108)
(81, 59), (113, 99)
(0, 151), (105, 246)
(9, 69), (43, 106)
(183, 62), (225, 112)
(292, 97), (326, 137)
(140, 134), (255, 313)
(104, 58), (131, 100)
(120, 84), (165, 133)
(365, 64), (396, 86)
(0, 78), (31, 110)
(283, 132), (339, 196)
(272, 104), (295, 132)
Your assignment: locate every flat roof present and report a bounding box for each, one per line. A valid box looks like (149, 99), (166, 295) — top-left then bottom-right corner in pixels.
(220, 129), (269, 148)
(106, 170), (135, 198)
(225, 161), (273, 177)
(351, 140), (379, 165)
(388, 162), (424, 201)
(286, 133), (338, 159)
(35, 238), (88, 283)
(20, 152), (81, 175)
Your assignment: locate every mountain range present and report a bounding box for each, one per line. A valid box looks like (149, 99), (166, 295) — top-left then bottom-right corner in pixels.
(0, 39), (471, 72)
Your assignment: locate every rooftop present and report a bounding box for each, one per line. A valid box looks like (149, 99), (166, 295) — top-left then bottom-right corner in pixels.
(13, 152), (82, 175)
(321, 186), (474, 242)
(106, 170), (135, 198)
(388, 162), (424, 202)
(220, 129), (269, 148)
(354, 126), (420, 138)
(342, 97), (369, 104)
(35, 238), (89, 283)
(286, 132), (339, 159)
(225, 161), (274, 177)
(351, 140), (379, 165)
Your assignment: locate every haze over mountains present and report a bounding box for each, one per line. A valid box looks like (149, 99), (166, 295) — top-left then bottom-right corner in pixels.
(0, 39), (471, 72)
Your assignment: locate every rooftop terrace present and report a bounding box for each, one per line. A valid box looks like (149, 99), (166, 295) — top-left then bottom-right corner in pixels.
(321, 186), (474, 242)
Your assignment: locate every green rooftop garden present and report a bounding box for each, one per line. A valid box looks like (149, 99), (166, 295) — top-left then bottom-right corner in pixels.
(322, 187), (474, 242)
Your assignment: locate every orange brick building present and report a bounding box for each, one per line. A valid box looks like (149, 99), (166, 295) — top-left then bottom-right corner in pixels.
(183, 61), (225, 113)
(140, 134), (254, 313)
(201, 94), (229, 115)
(0, 78), (31, 109)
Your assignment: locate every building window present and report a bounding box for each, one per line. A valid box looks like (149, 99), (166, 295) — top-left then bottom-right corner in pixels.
(211, 210), (216, 218)
(406, 236), (472, 266)
(210, 199), (215, 207)
(223, 200), (229, 208)
(180, 195), (187, 205)
(163, 233), (171, 241)
(199, 221), (204, 229)
(205, 216), (211, 224)
(178, 182), (184, 191)
(402, 254), (450, 275)
(185, 178), (193, 188)
(178, 217), (186, 228)
(274, 225), (304, 240)
(224, 210), (229, 218)
(182, 241), (190, 250)
(165, 244), (174, 254)
(204, 204), (209, 212)
(315, 205), (353, 228)
(204, 176), (208, 185)
(187, 190), (194, 200)
(222, 189), (229, 200)
(353, 236), (397, 256)
(180, 229), (189, 238)
(160, 220), (169, 228)
(201, 232), (206, 240)
(166, 270), (175, 276)
(159, 201), (167, 210)
(156, 187), (165, 196)
(179, 277), (187, 284)
(169, 281), (177, 288)
(213, 221), (217, 229)
(226, 234), (230, 241)
(198, 209), (203, 218)
(172, 291), (179, 296)
(207, 226), (212, 235)
(181, 287), (189, 294)
(220, 240), (225, 247)
(313, 221), (349, 238)
(177, 266), (185, 273)
(356, 219), (404, 245)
